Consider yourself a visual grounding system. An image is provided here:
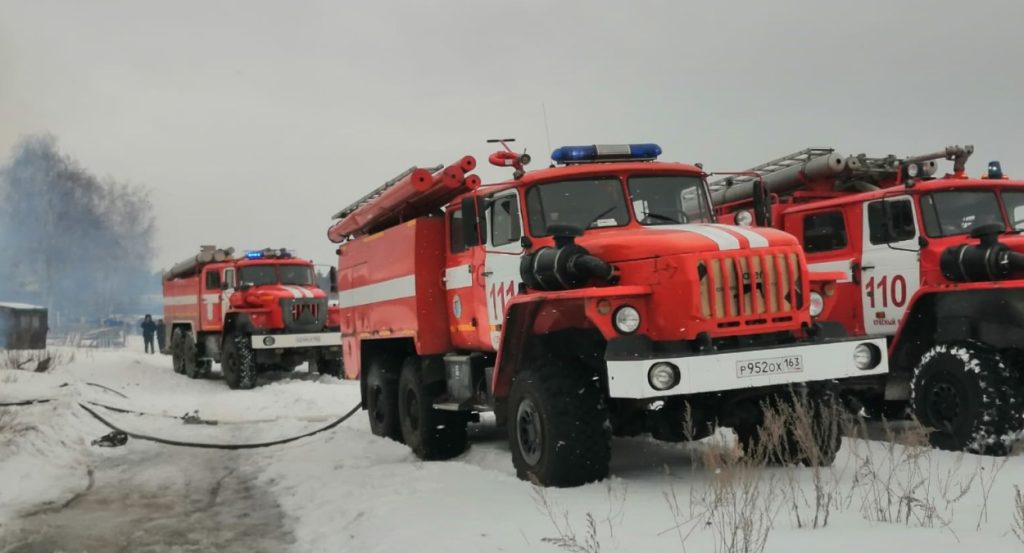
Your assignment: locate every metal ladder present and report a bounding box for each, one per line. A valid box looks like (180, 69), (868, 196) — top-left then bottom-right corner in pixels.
(331, 164), (444, 220)
(709, 148), (834, 190)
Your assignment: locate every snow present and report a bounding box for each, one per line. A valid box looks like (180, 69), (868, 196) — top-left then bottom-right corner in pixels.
(3, 341), (1024, 552)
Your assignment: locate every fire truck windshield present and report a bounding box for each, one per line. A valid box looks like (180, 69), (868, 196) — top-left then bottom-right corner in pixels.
(628, 175), (712, 226)
(525, 174), (714, 236)
(280, 265), (315, 285)
(921, 190), (1004, 237)
(1002, 191), (1024, 231)
(238, 265), (315, 286)
(526, 178), (630, 235)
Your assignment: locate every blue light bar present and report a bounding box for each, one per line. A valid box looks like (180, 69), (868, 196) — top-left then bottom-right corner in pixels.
(551, 143), (662, 164)
(245, 251), (264, 259)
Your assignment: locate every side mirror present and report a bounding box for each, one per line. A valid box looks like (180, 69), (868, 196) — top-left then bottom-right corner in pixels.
(752, 180), (770, 227)
(329, 266), (338, 293)
(461, 197), (481, 247)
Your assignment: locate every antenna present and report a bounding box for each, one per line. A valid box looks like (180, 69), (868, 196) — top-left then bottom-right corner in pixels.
(542, 103), (552, 154)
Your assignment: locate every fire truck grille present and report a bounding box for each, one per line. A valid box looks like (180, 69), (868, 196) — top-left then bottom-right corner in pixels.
(281, 298), (327, 332)
(698, 251), (802, 324)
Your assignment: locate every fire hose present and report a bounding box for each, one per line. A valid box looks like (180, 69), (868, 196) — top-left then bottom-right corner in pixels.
(1, 387), (364, 450)
(77, 401), (363, 450)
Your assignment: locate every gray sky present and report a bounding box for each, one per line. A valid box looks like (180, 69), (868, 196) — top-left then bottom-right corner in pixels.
(3, 0), (1023, 269)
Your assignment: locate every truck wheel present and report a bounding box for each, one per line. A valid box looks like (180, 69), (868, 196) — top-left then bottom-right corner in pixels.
(797, 384), (842, 467)
(312, 355), (343, 378)
(222, 334), (257, 390)
(182, 333), (201, 379)
(507, 366), (611, 487)
(365, 358), (402, 442)
(171, 328), (186, 374)
(911, 342), (1023, 455)
(735, 386), (841, 467)
(397, 357), (468, 460)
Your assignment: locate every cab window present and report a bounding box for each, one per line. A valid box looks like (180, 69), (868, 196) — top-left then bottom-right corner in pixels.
(803, 211), (848, 253)
(921, 190), (1002, 237)
(449, 209), (467, 253)
(223, 268), (236, 289)
(867, 199), (916, 244)
(205, 270), (221, 289)
(490, 195), (521, 247)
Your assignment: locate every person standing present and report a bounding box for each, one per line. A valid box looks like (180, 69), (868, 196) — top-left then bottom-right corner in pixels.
(141, 314), (157, 354)
(155, 318), (167, 353)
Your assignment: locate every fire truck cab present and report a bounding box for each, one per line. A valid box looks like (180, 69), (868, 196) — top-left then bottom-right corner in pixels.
(330, 144), (888, 487)
(162, 246), (343, 389)
(713, 146), (1024, 454)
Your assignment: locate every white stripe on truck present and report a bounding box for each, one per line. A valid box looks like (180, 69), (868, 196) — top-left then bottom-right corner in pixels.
(648, 224), (740, 251)
(339, 275), (417, 308)
(445, 264), (474, 290)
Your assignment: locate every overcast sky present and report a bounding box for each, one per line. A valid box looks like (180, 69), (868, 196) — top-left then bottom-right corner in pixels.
(2, 0), (1023, 269)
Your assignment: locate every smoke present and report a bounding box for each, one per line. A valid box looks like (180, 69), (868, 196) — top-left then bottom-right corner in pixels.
(0, 134), (157, 321)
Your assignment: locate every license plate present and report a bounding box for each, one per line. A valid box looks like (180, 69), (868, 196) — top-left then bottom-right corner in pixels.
(736, 355), (803, 378)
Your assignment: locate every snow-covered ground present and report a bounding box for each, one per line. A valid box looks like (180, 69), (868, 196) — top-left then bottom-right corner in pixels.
(3, 342), (1024, 552)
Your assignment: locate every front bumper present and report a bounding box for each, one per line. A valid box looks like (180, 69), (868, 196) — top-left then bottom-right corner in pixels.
(251, 332), (342, 350)
(606, 337), (888, 399)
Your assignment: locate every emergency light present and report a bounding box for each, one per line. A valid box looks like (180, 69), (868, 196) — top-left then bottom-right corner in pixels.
(244, 248), (293, 260)
(551, 143), (662, 164)
(988, 161), (1004, 179)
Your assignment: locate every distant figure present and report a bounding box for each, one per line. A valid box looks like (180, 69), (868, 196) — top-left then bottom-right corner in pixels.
(141, 314), (157, 354)
(155, 319), (166, 353)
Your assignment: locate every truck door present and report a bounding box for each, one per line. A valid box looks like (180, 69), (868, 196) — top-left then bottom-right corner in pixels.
(480, 191), (525, 350)
(220, 267), (235, 325)
(446, 206), (480, 350)
(201, 268), (223, 330)
(860, 196), (920, 336)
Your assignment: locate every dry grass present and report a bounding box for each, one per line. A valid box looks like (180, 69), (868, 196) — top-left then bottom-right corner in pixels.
(1, 349), (74, 372)
(1012, 486), (1024, 545)
(533, 480), (628, 553)
(528, 387), (1018, 552)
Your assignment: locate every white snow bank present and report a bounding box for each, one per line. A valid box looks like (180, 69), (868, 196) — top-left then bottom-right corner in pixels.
(0, 370), (99, 523)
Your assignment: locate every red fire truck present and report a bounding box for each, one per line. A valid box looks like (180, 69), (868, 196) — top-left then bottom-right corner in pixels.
(327, 142), (889, 487)
(712, 146), (1024, 454)
(162, 246), (343, 389)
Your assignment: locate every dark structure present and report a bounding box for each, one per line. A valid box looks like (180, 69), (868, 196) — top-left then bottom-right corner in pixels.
(0, 302), (48, 349)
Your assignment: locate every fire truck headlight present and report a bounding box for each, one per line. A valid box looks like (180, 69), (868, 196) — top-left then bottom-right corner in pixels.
(809, 291), (824, 317)
(853, 343), (882, 370)
(648, 362), (680, 391)
(613, 306), (641, 334)
(734, 209), (753, 227)
(263, 336), (276, 347)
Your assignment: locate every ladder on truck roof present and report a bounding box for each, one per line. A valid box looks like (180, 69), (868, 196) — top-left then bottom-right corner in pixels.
(708, 147), (835, 191)
(331, 164), (444, 221)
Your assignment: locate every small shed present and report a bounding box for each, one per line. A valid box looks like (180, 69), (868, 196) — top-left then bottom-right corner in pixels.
(0, 302), (48, 349)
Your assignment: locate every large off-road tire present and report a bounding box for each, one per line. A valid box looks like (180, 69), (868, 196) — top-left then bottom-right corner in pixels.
(365, 357), (402, 442)
(736, 384), (842, 467)
(182, 332), (202, 379)
(507, 366), (611, 487)
(221, 334), (257, 390)
(911, 342), (1023, 455)
(397, 357), (468, 460)
(171, 328), (186, 374)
